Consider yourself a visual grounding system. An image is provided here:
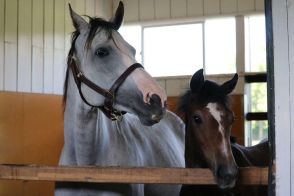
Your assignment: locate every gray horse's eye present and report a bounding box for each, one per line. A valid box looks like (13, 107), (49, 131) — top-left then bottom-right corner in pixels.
(96, 47), (109, 57)
(193, 114), (202, 124)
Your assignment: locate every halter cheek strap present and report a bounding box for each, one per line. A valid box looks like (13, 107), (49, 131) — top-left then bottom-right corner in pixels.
(70, 57), (143, 120)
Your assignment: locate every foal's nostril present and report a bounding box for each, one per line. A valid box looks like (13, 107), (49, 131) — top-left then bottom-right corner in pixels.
(217, 166), (238, 182)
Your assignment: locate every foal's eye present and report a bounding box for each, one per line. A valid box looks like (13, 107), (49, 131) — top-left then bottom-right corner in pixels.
(96, 47), (109, 57)
(231, 116), (236, 123)
(193, 115), (202, 124)
(229, 113), (236, 124)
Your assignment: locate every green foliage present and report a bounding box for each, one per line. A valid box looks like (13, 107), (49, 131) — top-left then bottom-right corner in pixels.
(251, 121), (268, 145)
(250, 82), (267, 112)
(249, 76), (268, 144)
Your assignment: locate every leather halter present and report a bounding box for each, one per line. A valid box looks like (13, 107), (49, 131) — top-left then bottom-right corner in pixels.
(70, 57), (143, 120)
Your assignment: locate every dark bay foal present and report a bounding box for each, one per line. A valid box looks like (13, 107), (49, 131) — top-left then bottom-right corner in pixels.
(178, 69), (269, 196)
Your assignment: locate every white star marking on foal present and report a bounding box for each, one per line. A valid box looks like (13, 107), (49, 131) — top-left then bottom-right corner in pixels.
(206, 102), (229, 156)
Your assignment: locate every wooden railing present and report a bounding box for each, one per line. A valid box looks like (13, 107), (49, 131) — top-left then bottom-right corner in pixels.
(0, 164), (268, 185)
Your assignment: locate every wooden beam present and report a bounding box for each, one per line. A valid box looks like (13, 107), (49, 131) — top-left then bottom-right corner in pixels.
(0, 164), (268, 185)
(246, 112), (268, 121)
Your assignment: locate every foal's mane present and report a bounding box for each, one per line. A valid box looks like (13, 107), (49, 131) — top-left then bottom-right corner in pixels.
(63, 17), (116, 107)
(177, 80), (231, 114)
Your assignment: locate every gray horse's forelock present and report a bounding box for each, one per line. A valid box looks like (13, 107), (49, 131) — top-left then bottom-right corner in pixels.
(85, 17), (114, 49)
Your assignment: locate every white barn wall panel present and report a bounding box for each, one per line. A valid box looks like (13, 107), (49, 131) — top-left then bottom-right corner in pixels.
(4, 0), (18, 91)
(160, 74), (243, 97)
(76, 0), (86, 14)
(154, 0), (171, 20)
(203, 0), (220, 15)
(53, 0), (65, 94)
(86, 0), (95, 17)
(187, 0), (204, 17)
(122, 0), (264, 23)
(0, 0), (112, 94)
(287, 0), (294, 194)
(156, 79), (166, 92)
(237, 0), (255, 12)
(220, 0), (237, 14)
(0, 0), (5, 90)
(255, 0), (264, 11)
(123, 0), (139, 22)
(166, 78), (190, 96)
(139, 0), (155, 21)
(4, 44), (17, 91)
(272, 0), (294, 195)
(112, 0), (121, 18)
(171, 0), (187, 18)
(96, 0), (112, 19)
(32, 0), (44, 93)
(18, 0), (32, 92)
(0, 0), (265, 95)
(235, 16), (245, 94)
(44, 0), (54, 94)
(64, 0), (73, 67)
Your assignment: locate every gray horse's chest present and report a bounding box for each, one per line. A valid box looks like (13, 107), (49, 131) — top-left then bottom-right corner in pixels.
(58, 111), (184, 196)
(94, 113), (185, 167)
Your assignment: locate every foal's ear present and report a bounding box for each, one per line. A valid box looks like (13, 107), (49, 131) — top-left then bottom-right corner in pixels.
(111, 1), (124, 30)
(221, 73), (238, 94)
(69, 4), (88, 32)
(190, 69), (205, 93)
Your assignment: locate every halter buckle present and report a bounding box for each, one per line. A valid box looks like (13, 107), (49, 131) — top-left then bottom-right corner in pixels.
(77, 72), (83, 78)
(110, 112), (124, 122)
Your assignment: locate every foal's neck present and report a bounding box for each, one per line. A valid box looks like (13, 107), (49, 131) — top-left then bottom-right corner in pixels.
(184, 125), (207, 168)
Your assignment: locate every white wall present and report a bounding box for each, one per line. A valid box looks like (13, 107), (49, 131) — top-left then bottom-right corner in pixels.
(272, 0), (294, 195)
(116, 0), (263, 96)
(156, 74), (244, 96)
(0, 0), (112, 94)
(0, 0), (264, 95)
(115, 0), (264, 23)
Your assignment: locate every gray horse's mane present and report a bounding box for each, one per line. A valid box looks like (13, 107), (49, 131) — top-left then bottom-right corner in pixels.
(63, 16), (116, 108)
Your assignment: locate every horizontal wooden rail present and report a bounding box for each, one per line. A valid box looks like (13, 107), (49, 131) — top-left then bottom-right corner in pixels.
(244, 73), (267, 83)
(246, 112), (268, 121)
(0, 164), (268, 185)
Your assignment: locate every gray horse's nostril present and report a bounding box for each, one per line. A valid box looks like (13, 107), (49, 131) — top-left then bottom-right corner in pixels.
(149, 94), (162, 107)
(148, 94), (166, 123)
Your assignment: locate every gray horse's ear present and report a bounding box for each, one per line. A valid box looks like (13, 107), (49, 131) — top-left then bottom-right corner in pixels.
(69, 4), (88, 32)
(221, 73), (238, 94)
(190, 69), (205, 93)
(110, 1), (124, 30)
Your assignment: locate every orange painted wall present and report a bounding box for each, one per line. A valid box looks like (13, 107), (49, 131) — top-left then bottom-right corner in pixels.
(0, 93), (244, 195)
(0, 92), (64, 196)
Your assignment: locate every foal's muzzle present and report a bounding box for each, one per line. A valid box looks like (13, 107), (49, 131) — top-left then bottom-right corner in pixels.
(216, 165), (239, 189)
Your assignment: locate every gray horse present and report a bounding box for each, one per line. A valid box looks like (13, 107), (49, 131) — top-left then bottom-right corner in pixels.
(55, 2), (185, 196)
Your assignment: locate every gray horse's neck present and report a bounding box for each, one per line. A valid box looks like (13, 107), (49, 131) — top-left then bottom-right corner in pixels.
(59, 75), (185, 196)
(62, 74), (101, 165)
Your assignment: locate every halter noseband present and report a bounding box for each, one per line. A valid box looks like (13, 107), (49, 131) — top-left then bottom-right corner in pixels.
(70, 57), (143, 120)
